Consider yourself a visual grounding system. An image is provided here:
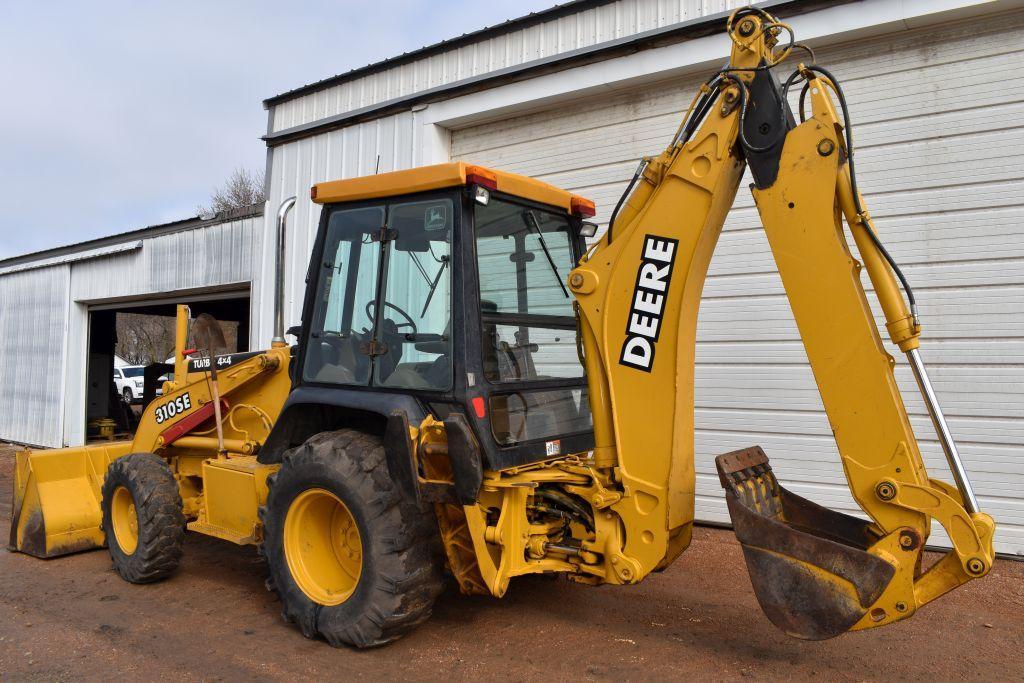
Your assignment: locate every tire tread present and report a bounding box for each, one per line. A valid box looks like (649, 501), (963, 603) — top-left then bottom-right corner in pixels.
(262, 429), (444, 648)
(101, 453), (185, 584)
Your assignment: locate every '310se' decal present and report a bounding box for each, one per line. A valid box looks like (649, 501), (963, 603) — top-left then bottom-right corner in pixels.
(154, 393), (192, 424)
(619, 235), (678, 372)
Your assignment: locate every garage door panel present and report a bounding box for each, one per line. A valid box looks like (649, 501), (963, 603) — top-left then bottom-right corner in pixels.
(693, 363), (1020, 416)
(695, 428), (1022, 480)
(853, 128), (1024, 193)
(460, 55), (1024, 200)
(706, 226), (1024, 282)
(834, 51), (1024, 125)
(465, 115), (683, 174)
(691, 411), (1023, 458)
(696, 339), (1024, 365)
(696, 287), (1024, 340)
(694, 406), (1023, 446)
(810, 11), (1024, 83)
(467, 99), (1024, 205)
(854, 100), (1024, 151)
(702, 263), (1024, 297)
(863, 179), (1024, 219)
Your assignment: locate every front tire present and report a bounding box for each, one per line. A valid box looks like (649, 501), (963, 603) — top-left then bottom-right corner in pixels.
(122, 387), (134, 404)
(101, 453), (185, 583)
(261, 429), (444, 648)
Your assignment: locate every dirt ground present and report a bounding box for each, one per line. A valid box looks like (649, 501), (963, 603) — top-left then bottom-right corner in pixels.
(1, 443), (1021, 681)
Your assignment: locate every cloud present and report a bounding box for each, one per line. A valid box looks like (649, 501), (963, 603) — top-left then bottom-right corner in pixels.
(0, 0), (555, 259)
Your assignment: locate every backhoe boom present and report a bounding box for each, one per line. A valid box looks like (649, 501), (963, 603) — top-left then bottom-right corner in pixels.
(568, 7), (995, 638)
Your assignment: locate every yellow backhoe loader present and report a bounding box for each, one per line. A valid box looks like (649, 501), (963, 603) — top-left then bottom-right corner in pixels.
(9, 7), (995, 647)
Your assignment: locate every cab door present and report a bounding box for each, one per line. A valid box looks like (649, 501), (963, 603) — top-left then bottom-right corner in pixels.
(302, 204), (383, 385)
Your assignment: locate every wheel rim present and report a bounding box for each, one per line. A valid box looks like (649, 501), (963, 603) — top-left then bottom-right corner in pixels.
(284, 488), (363, 606)
(111, 486), (139, 555)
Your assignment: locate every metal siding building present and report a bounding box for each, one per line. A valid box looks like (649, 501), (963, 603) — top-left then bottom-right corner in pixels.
(0, 207), (264, 448)
(259, 0), (1024, 555)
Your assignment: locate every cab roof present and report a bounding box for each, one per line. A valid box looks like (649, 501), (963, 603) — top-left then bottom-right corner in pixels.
(311, 162), (595, 217)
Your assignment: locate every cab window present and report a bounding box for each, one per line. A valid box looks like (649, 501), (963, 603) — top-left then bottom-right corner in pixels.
(474, 197), (582, 383)
(473, 196), (592, 447)
(303, 197), (453, 391)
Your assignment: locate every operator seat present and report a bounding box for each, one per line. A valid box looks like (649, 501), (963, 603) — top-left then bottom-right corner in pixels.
(380, 318), (452, 389)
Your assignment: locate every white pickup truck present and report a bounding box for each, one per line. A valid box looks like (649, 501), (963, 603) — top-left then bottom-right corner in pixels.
(113, 366), (144, 403)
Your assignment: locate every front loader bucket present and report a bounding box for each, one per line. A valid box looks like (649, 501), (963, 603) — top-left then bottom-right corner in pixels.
(716, 447), (896, 640)
(8, 442), (131, 558)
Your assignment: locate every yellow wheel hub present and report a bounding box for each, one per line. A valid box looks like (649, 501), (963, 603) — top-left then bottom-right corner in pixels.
(111, 486), (139, 555)
(284, 488), (363, 606)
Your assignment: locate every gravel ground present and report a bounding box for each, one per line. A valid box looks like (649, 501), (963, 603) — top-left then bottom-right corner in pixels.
(1, 442), (1021, 681)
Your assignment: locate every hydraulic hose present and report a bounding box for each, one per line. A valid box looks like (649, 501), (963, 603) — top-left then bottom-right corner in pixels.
(801, 65), (919, 324)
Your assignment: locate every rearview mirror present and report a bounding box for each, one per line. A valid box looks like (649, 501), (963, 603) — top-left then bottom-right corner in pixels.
(395, 232), (431, 252)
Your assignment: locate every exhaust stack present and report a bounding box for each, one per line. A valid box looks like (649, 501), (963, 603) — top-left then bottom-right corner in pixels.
(272, 196), (297, 347)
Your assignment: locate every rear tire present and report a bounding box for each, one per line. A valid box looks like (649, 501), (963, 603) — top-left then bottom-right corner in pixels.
(101, 453), (185, 583)
(261, 429), (444, 648)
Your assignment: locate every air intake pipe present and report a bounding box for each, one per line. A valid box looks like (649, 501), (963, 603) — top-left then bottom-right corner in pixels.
(272, 196), (297, 347)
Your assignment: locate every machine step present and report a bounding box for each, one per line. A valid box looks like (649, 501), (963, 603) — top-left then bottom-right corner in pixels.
(187, 519), (258, 545)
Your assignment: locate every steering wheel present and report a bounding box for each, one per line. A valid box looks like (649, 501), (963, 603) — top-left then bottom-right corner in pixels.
(365, 300), (418, 336)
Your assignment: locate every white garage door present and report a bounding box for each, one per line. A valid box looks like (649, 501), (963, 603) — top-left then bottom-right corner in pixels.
(452, 11), (1024, 556)
(0, 264), (70, 447)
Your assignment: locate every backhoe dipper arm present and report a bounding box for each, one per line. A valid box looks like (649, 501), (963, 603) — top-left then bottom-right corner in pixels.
(568, 8), (994, 639)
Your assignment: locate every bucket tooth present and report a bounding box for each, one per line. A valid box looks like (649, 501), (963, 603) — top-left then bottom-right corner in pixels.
(716, 446), (895, 640)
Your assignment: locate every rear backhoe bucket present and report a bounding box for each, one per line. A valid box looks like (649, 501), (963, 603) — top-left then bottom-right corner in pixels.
(716, 447), (896, 640)
(8, 442), (130, 558)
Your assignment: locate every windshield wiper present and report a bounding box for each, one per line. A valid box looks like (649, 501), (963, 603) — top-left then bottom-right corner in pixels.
(408, 251), (432, 286)
(521, 211), (569, 298)
(410, 249), (449, 317)
(420, 254), (449, 317)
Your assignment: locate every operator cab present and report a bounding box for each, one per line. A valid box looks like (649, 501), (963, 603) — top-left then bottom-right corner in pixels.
(297, 163), (598, 468)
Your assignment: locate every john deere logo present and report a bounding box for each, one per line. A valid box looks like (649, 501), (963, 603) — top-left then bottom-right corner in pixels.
(425, 205), (447, 231)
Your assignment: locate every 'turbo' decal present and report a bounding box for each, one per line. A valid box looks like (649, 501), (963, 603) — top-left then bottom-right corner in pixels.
(619, 235), (678, 372)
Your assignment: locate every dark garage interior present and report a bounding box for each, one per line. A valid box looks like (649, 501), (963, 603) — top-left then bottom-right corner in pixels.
(85, 295), (250, 440)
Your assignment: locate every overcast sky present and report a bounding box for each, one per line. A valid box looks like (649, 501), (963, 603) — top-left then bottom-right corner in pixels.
(0, 0), (555, 260)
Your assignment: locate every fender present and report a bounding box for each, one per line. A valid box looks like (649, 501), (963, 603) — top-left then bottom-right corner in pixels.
(381, 410), (484, 506)
(258, 385), (426, 464)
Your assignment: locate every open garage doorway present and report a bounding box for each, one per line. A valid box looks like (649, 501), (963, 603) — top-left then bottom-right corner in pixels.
(85, 291), (250, 442)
